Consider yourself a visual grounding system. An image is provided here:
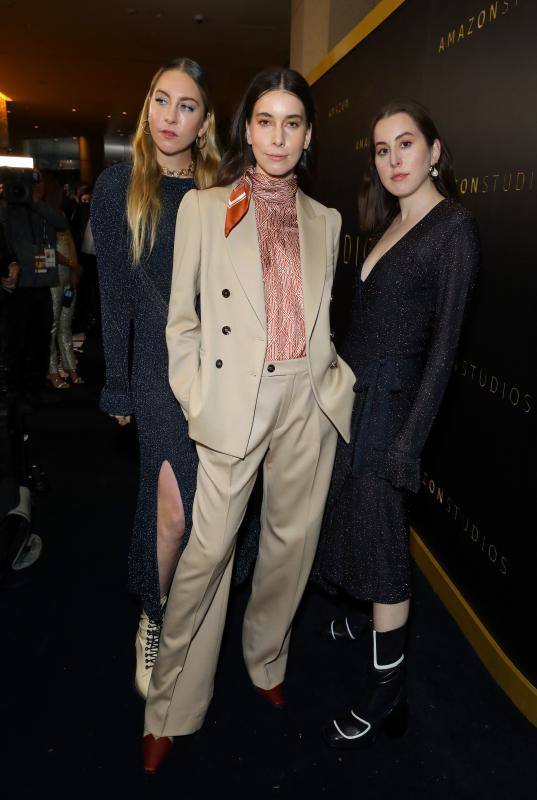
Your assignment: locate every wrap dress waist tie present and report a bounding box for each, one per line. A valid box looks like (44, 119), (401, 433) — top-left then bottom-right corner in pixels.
(350, 352), (422, 477)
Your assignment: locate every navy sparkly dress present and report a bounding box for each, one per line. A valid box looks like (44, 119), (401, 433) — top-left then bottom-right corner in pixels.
(314, 199), (480, 603)
(91, 164), (197, 622)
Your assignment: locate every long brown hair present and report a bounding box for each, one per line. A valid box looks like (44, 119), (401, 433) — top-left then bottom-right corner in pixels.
(127, 57), (220, 264)
(217, 67), (317, 192)
(358, 99), (459, 234)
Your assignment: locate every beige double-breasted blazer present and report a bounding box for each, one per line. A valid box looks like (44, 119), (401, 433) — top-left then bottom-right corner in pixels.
(166, 185), (355, 459)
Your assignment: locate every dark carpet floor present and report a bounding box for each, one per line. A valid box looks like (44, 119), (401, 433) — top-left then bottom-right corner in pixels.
(1, 335), (535, 800)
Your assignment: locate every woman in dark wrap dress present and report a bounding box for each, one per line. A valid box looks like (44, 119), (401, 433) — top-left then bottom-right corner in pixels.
(91, 58), (220, 699)
(315, 101), (480, 748)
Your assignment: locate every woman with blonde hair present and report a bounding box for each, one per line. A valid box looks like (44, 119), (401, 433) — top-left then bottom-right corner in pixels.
(91, 57), (220, 699)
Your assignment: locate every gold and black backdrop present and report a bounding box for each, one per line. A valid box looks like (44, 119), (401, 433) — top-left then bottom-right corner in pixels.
(311, 0), (536, 695)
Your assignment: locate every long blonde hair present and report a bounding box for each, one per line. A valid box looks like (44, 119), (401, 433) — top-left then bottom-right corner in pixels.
(127, 57), (220, 264)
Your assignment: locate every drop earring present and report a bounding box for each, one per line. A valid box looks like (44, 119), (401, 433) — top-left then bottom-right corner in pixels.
(429, 164), (439, 179)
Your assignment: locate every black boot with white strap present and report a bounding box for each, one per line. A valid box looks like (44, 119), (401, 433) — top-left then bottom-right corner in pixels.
(321, 611), (370, 642)
(323, 624), (408, 749)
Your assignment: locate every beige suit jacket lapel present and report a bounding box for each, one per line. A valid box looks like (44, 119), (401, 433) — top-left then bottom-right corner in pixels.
(297, 189), (326, 341)
(224, 189), (327, 340)
(224, 202), (266, 332)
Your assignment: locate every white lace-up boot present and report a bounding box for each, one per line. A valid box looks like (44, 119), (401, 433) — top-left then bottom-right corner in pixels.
(134, 597), (167, 699)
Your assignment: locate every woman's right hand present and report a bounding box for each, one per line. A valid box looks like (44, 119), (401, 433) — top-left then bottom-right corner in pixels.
(69, 263), (82, 288)
(1, 262), (20, 290)
(110, 414), (132, 426)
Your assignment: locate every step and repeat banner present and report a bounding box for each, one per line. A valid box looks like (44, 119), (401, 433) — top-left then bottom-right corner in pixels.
(312, 0), (536, 689)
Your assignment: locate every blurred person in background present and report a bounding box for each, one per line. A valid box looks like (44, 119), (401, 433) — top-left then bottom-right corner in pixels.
(1, 170), (66, 405)
(0, 215), (20, 385)
(43, 173), (83, 389)
(67, 182), (92, 251)
(0, 215), (19, 294)
(70, 183), (98, 335)
(0, 218), (23, 564)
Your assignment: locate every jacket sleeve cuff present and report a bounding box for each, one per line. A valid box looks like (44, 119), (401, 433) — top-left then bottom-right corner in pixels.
(376, 449), (421, 494)
(99, 379), (133, 417)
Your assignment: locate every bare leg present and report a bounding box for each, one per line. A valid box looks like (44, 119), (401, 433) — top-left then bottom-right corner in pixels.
(156, 460), (185, 597)
(373, 600), (410, 632)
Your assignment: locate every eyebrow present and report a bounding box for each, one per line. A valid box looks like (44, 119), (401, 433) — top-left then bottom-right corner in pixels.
(154, 89), (199, 104)
(255, 111), (304, 120)
(375, 131), (416, 146)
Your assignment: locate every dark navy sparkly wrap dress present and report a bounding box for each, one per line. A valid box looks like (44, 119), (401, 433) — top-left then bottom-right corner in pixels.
(314, 199), (480, 603)
(91, 163), (197, 621)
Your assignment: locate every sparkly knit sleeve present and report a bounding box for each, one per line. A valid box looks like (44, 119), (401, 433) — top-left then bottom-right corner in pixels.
(380, 214), (480, 493)
(91, 165), (133, 416)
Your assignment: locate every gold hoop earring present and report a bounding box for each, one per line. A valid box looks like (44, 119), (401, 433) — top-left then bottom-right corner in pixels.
(196, 133), (207, 150)
(141, 120), (151, 135)
(429, 164), (439, 179)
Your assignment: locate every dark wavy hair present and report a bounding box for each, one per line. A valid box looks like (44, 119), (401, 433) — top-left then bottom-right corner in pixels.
(217, 67), (317, 191)
(358, 99), (459, 234)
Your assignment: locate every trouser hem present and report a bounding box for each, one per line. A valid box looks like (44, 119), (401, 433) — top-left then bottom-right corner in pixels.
(149, 708), (208, 738)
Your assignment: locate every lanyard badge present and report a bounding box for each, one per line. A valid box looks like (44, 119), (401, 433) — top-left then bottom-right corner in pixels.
(34, 246), (56, 273)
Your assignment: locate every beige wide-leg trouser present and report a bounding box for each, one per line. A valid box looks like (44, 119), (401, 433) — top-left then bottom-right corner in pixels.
(145, 357), (338, 737)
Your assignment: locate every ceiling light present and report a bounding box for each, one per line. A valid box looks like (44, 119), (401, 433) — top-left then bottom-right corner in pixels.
(33, 124), (39, 129)
(0, 156), (34, 169)
(122, 111), (127, 116)
(71, 107), (77, 112)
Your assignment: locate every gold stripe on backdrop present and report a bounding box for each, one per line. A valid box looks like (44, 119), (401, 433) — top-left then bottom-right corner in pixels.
(306, 0), (407, 86)
(411, 529), (537, 726)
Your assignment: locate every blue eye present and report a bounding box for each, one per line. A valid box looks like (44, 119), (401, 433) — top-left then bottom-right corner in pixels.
(181, 103), (195, 113)
(376, 147), (388, 157)
(155, 96), (167, 105)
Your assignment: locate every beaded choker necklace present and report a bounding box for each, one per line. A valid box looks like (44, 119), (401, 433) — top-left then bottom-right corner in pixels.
(160, 162), (194, 178)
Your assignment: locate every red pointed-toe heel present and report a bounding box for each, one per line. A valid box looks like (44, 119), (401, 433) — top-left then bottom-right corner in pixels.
(142, 734), (173, 774)
(255, 682), (285, 709)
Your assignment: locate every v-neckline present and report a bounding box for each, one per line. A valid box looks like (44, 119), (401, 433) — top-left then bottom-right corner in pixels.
(360, 198), (447, 284)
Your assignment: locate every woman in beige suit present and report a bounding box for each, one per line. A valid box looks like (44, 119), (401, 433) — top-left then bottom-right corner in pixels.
(142, 67), (355, 773)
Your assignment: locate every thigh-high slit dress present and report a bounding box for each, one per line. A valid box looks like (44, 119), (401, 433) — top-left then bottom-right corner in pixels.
(92, 165), (259, 621)
(92, 164), (199, 621)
